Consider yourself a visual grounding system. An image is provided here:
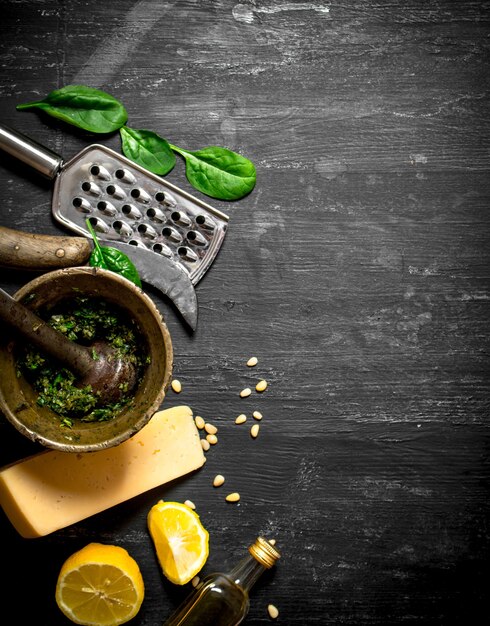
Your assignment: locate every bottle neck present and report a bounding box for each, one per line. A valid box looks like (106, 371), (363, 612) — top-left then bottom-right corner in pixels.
(228, 554), (267, 593)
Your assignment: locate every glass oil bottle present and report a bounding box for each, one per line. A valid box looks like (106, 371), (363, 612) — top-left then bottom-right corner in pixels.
(162, 536), (280, 626)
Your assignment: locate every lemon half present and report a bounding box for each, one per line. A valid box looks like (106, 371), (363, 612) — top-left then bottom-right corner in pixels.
(55, 542), (144, 626)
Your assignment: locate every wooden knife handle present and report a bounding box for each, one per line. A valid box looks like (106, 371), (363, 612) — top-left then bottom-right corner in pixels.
(0, 225), (91, 270)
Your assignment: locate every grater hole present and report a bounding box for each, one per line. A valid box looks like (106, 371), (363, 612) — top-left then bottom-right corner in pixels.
(195, 214), (215, 231)
(128, 239), (147, 248)
(177, 246), (198, 262)
(186, 230), (207, 246)
(115, 168), (137, 184)
(155, 190), (176, 207)
(81, 181), (101, 196)
(138, 223), (157, 239)
(153, 243), (173, 258)
(122, 204), (142, 219)
(89, 164), (111, 180)
(112, 220), (133, 237)
(171, 211), (191, 227)
(97, 201), (117, 217)
(105, 184), (126, 200)
(88, 216), (109, 233)
(146, 207), (166, 223)
(162, 226), (183, 243)
(130, 187), (151, 203)
(72, 197), (91, 213)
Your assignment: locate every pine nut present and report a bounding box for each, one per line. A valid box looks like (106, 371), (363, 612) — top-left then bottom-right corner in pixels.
(251, 424), (260, 438)
(184, 499), (195, 509)
(191, 576), (200, 587)
(235, 414), (247, 424)
(201, 439), (210, 451)
(171, 379), (182, 393)
(225, 492), (240, 502)
(269, 539), (276, 546)
(213, 474), (225, 487)
(240, 387), (252, 398)
(268, 604), (279, 619)
(256, 379), (268, 393)
(247, 356), (258, 367)
(206, 434), (218, 445)
(195, 415), (205, 429)
(252, 411), (263, 420)
(205, 423), (218, 435)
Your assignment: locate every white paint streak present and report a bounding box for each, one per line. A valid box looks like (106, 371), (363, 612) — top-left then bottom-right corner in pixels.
(232, 3), (254, 23)
(446, 291), (490, 301)
(409, 153), (428, 165)
(396, 311), (432, 333)
(408, 265), (439, 276)
(233, 2), (330, 24)
(351, 477), (433, 499)
(374, 247), (402, 269)
(255, 3), (330, 15)
(404, 286), (416, 299)
(253, 209), (286, 236)
(393, 93), (481, 119)
(71, 1), (177, 86)
(314, 157), (347, 180)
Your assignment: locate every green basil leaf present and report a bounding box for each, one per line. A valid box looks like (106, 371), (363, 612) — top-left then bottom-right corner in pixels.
(90, 244), (105, 268)
(17, 85), (128, 134)
(89, 246), (142, 287)
(86, 219), (142, 287)
(170, 145), (256, 200)
(120, 126), (175, 175)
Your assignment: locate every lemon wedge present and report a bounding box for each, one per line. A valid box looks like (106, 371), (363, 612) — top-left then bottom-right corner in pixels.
(55, 542), (144, 626)
(148, 500), (209, 585)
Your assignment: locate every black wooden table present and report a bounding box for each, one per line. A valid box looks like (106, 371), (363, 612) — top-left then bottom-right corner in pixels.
(0, 1), (489, 624)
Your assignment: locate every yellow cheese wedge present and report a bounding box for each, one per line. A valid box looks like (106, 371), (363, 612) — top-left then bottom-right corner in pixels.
(0, 405), (205, 538)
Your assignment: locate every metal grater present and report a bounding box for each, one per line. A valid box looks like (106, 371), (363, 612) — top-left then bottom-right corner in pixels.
(0, 124), (229, 285)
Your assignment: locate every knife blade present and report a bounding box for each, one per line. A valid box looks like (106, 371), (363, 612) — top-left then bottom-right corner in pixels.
(0, 225), (198, 330)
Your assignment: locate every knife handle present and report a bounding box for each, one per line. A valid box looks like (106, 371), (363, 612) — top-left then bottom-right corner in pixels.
(0, 225), (91, 270)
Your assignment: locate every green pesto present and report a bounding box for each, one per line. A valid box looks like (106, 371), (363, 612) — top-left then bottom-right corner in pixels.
(17, 297), (149, 427)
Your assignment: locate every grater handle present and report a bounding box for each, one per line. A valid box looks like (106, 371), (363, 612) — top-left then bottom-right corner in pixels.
(0, 123), (63, 179)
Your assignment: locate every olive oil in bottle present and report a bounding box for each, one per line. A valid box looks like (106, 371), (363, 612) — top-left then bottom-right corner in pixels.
(162, 537), (280, 626)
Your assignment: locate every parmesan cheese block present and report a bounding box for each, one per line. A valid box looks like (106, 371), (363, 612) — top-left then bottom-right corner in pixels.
(0, 405), (205, 538)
